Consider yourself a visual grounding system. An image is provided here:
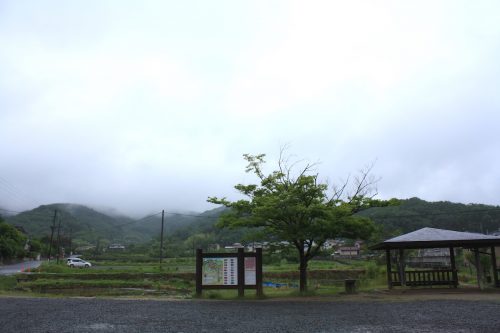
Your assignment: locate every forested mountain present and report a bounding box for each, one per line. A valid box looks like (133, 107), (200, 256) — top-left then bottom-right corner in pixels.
(359, 197), (500, 238)
(3, 204), (233, 248)
(4, 204), (136, 246)
(5, 198), (500, 252)
(0, 206), (16, 216)
(126, 207), (227, 239)
(166, 206), (254, 244)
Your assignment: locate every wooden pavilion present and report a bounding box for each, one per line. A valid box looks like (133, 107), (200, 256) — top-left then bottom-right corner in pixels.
(370, 228), (500, 289)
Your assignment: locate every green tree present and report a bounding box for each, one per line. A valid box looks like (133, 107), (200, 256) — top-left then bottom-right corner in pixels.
(0, 216), (27, 263)
(185, 233), (216, 254)
(208, 153), (383, 292)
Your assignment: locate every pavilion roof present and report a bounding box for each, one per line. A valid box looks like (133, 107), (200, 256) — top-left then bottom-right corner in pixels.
(370, 227), (500, 250)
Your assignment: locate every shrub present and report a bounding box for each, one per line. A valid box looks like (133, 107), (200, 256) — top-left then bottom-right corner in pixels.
(364, 262), (380, 279)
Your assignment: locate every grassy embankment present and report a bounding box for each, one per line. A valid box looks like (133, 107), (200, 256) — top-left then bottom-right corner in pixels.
(3, 256), (490, 299)
(0, 275), (18, 295)
(1, 257), (389, 299)
(12, 258), (195, 297)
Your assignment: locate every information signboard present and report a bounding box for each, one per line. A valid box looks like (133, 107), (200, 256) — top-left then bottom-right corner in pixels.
(196, 248), (263, 297)
(244, 257), (256, 285)
(202, 257), (238, 286)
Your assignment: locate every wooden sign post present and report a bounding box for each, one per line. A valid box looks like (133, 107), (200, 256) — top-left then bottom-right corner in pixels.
(196, 247), (263, 297)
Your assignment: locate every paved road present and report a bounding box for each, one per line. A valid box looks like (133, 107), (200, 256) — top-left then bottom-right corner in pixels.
(1, 297), (499, 332)
(0, 260), (41, 275)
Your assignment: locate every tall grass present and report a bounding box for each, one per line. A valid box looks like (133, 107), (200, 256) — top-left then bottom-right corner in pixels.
(0, 276), (17, 291)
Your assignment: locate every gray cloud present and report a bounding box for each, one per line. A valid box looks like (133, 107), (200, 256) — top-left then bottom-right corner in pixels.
(1, 1), (500, 216)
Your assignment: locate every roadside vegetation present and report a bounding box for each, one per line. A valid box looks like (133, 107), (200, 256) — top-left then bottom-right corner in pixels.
(1, 249), (496, 299)
(0, 256), (382, 298)
(0, 216), (29, 264)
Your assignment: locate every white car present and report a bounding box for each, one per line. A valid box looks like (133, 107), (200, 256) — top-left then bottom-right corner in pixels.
(66, 258), (92, 268)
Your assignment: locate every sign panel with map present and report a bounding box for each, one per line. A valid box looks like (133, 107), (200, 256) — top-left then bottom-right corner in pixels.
(202, 258), (238, 286)
(196, 248), (263, 297)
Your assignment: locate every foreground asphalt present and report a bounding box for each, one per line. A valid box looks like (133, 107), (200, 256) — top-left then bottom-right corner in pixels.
(1, 297), (500, 333)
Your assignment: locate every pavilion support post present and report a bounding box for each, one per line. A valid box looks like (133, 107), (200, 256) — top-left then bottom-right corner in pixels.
(385, 249), (392, 289)
(449, 247), (458, 288)
(398, 248), (406, 286)
(474, 247), (483, 290)
(491, 246), (498, 288)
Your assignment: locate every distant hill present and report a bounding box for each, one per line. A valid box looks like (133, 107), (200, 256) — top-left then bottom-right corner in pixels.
(165, 206), (251, 244)
(6, 198), (499, 248)
(167, 198), (500, 243)
(0, 206), (16, 217)
(3, 203), (230, 246)
(150, 198), (500, 244)
(124, 206), (250, 243)
(4, 203), (136, 244)
(359, 197), (500, 237)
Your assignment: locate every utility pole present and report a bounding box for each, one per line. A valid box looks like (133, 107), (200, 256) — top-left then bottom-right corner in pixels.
(55, 214), (62, 264)
(69, 228), (72, 256)
(94, 238), (100, 256)
(159, 210), (165, 269)
(47, 210), (57, 261)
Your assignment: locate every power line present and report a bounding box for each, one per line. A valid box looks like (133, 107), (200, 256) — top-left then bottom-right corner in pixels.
(113, 210), (222, 228)
(0, 176), (38, 208)
(0, 208), (166, 228)
(0, 207), (63, 219)
(1, 206), (221, 220)
(163, 211), (222, 219)
(163, 207), (500, 220)
(0, 208), (26, 214)
(114, 211), (164, 227)
(5, 206), (500, 222)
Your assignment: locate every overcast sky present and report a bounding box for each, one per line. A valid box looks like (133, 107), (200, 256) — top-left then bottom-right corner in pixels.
(1, 1), (500, 217)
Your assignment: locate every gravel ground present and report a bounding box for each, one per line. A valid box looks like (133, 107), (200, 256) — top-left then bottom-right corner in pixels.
(1, 297), (499, 333)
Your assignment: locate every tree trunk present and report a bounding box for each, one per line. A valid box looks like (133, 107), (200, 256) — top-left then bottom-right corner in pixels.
(299, 255), (308, 293)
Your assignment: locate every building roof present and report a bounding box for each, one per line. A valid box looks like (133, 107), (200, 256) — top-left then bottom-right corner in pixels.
(339, 246), (359, 251)
(370, 227), (500, 250)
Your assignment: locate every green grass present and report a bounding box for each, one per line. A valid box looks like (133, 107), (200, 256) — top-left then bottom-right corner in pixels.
(37, 258), (371, 275)
(36, 260), (195, 274)
(0, 276), (17, 292)
(16, 260), (197, 297)
(16, 258), (390, 298)
(264, 259), (372, 272)
(16, 276), (194, 298)
(11, 254), (496, 299)
(19, 278), (155, 289)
